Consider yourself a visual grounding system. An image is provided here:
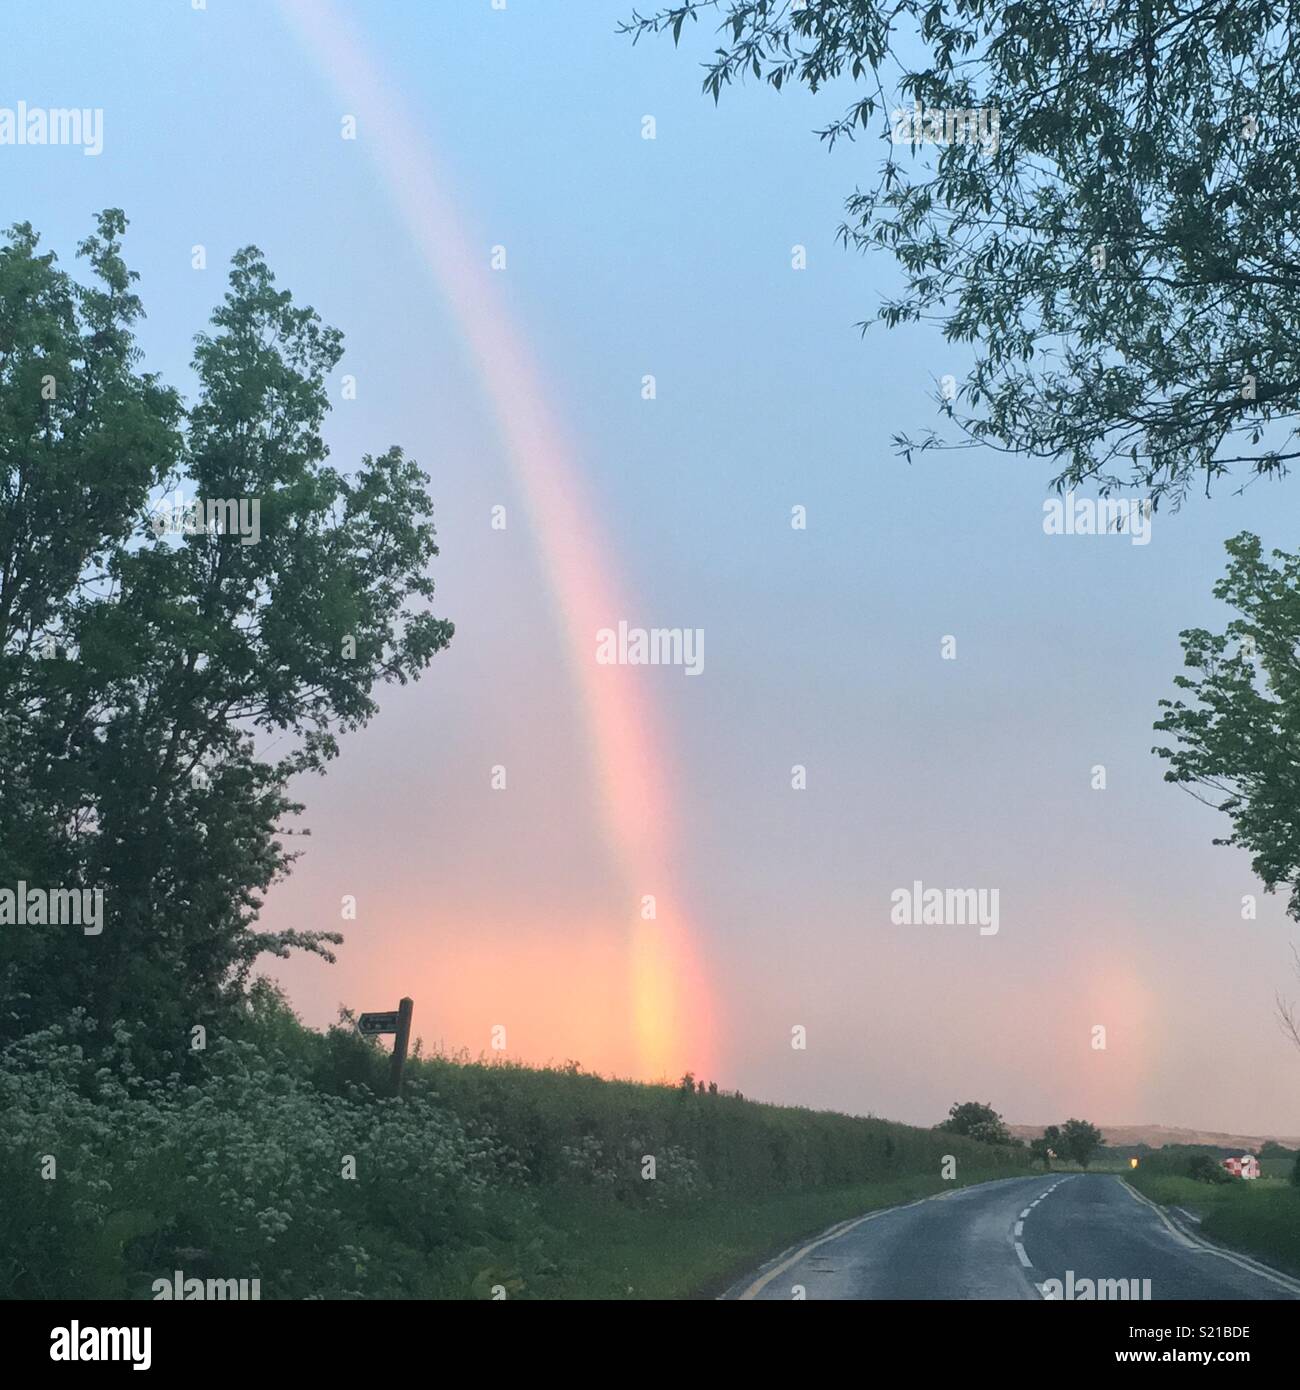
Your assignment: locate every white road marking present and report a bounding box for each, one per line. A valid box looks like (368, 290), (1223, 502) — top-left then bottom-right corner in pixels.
(1017, 1176), (1074, 1287)
(733, 1186), (968, 1300)
(1120, 1178), (1300, 1294)
(1118, 1178), (1200, 1249)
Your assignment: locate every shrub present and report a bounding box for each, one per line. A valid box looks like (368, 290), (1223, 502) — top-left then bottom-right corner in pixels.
(0, 1013), (512, 1299)
(1188, 1154), (1235, 1184)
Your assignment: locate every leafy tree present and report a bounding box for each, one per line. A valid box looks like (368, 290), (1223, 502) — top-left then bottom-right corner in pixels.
(1059, 1118), (1105, 1168)
(1291, 1151), (1300, 1188)
(1189, 1153), (1235, 1184)
(1153, 533), (1300, 1053)
(625, 0), (1300, 503)
(1155, 534), (1300, 928)
(937, 1100), (1011, 1146)
(1030, 1124), (1061, 1170)
(0, 212), (452, 1067)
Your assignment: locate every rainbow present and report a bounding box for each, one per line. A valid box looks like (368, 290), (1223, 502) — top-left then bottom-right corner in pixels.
(278, 0), (715, 1081)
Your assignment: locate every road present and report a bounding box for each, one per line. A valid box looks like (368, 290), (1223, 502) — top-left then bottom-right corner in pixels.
(725, 1174), (1300, 1300)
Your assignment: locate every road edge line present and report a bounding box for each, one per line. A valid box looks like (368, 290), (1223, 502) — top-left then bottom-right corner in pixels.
(1120, 1177), (1300, 1295)
(727, 1176), (1028, 1301)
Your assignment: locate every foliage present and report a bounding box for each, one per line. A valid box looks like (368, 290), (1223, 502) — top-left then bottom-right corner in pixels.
(0, 1011), (504, 1299)
(1188, 1153), (1237, 1184)
(0, 212), (452, 1068)
(1155, 534), (1300, 924)
(625, 0), (1300, 502)
(936, 1099), (1013, 1146)
(418, 1053), (1024, 1196)
(1057, 1117), (1105, 1169)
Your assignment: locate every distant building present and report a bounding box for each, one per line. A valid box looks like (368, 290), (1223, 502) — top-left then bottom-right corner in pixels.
(1221, 1154), (1261, 1179)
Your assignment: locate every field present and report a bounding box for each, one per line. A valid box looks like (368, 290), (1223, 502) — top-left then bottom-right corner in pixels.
(0, 991), (1031, 1300)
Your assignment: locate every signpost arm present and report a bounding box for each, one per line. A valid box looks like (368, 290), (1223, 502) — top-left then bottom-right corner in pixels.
(389, 997), (413, 1099)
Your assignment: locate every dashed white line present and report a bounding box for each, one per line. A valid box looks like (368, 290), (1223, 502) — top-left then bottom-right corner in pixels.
(1016, 1177), (1072, 1288)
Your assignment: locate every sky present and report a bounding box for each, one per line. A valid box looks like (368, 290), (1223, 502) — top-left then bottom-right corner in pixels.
(5, 0), (1299, 1135)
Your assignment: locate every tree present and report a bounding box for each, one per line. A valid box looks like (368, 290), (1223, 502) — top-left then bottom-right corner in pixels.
(1189, 1153), (1235, 1184)
(624, 1), (1300, 504)
(937, 1100), (1012, 1146)
(0, 212), (453, 1066)
(1155, 534), (1300, 920)
(1059, 1118), (1105, 1169)
(1030, 1124), (1062, 1170)
(1153, 533), (1300, 1050)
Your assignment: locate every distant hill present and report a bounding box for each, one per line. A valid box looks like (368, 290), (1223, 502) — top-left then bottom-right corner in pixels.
(1009, 1123), (1300, 1152)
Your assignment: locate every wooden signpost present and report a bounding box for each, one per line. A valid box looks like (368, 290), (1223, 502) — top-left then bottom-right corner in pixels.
(358, 997), (414, 1098)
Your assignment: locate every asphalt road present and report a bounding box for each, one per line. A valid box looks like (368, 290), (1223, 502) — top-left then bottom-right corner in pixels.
(726, 1174), (1300, 1300)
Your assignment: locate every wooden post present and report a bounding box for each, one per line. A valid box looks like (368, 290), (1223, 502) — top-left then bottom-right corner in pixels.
(389, 996), (413, 1099)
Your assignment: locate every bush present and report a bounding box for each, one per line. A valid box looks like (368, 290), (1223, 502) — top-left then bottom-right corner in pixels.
(408, 1051), (1028, 1199)
(0, 1013), (512, 1299)
(1188, 1154), (1236, 1184)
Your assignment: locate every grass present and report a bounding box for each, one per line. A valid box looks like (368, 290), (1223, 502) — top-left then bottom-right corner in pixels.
(1126, 1168), (1300, 1278)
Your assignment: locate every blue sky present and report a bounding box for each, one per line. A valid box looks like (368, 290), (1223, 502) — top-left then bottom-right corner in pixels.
(6, 0), (1299, 1134)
